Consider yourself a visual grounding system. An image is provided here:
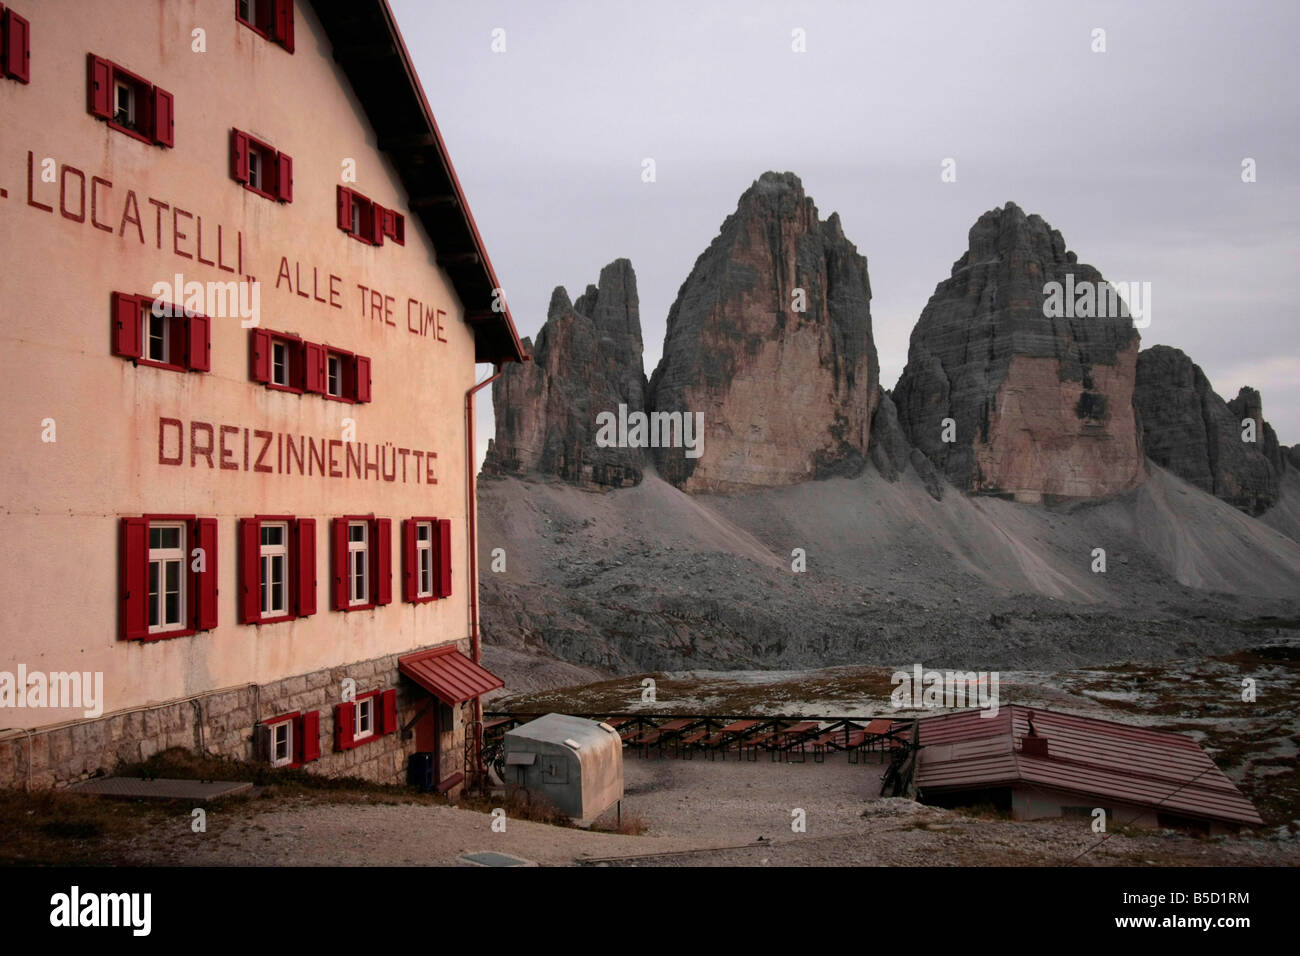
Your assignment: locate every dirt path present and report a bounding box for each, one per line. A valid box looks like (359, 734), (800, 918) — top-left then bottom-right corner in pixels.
(116, 754), (1299, 867)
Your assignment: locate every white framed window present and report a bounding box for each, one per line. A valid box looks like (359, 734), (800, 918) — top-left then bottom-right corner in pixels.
(270, 719), (293, 767)
(114, 79), (135, 128)
(271, 339), (289, 386)
(248, 148), (263, 191)
(327, 354), (342, 397)
(148, 522), (186, 633)
(239, 0), (257, 22)
(143, 305), (169, 364)
(354, 697), (374, 740)
(260, 521), (289, 617)
(347, 521), (368, 605)
(416, 521), (433, 598)
(350, 201), (363, 236)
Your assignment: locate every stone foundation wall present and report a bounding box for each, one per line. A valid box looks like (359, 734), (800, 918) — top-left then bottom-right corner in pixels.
(0, 640), (475, 792)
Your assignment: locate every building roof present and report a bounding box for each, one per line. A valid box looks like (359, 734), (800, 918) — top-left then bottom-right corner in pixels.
(399, 645), (504, 704)
(914, 704), (1264, 827)
(309, 0), (526, 365)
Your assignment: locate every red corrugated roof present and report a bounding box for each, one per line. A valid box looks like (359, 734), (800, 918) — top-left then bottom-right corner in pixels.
(914, 704), (1263, 827)
(399, 645), (504, 704)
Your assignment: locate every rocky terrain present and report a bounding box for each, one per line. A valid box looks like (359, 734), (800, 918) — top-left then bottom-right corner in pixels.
(1134, 346), (1286, 515)
(892, 202), (1145, 502)
(478, 464), (1300, 681)
(647, 171), (879, 492)
(482, 259), (647, 489)
(478, 171), (1299, 688)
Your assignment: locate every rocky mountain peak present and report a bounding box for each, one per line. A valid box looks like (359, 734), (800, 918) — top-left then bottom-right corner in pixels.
(482, 260), (648, 490)
(1134, 346), (1285, 514)
(893, 203), (1146, 501)
(646, 172), (879, 492)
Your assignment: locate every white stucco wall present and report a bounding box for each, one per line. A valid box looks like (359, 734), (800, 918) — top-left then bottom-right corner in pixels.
(0, 0), (481, 729)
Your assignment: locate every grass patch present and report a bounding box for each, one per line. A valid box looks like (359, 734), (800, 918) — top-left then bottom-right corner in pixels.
(0, 789), (170, 866)
(116, 747), (442, 807)
(456, 787), (573, 828)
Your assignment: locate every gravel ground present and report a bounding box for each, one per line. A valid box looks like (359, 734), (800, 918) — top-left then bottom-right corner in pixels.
(115, 754), (1300, 867)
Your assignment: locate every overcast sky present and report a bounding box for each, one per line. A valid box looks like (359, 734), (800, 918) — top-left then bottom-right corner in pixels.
(389, 0), (1300, 465)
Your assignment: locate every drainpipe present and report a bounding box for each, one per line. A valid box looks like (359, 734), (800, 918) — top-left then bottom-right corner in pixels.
(464, 363), (505, 774)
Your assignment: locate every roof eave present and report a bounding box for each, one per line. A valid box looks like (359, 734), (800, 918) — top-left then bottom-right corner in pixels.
(309, 0), (527, 366)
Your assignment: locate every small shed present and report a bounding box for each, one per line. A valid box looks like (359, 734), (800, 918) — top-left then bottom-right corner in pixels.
(913, 705), (1264, 835)
(503, 713), (623, 824)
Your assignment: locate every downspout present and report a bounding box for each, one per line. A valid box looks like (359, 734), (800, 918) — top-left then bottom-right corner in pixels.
(464, 363), (505, 776)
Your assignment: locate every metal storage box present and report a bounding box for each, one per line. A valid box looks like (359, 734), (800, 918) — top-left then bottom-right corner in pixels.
(502, 713), (623, 824)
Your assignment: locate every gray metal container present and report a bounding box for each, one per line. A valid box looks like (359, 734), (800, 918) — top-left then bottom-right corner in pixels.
(502, 713), (624, 825)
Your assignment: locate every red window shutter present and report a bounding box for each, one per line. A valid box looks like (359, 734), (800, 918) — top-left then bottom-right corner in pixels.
(334, 701), (354, 751)
(304, 342), (325, 393)
(401, 519), (416, 603)
(151, 86), (174, 147)
(275, 151), (293, 202)
(436, 518), (453, 598)
(303, 341), (326, 394)
(369, 202), (385, 245)
(299, 711), (320, 763)
(250, 328), (272, 383)
(336, 185), (352, 233)
(238, 517), (261, 624)
(87, 54), (112, 118)
(392, 213), (405, 245)
(186, 315), (211, 371)
(111, 292), (142, 359)
(291, 340), (307, 391)
(231, 128), (250, 183)
(373, 518), (392, 605)
(293, 517), (316, 618)
(191, 517), (219, 631)
(3, 8), (30, 83)
(380, 689), (397, 736)
(353, 355), (371, 403)
(120, 517), (149, 640)
(274, 0), (295, 53)
(167, 315), (187, 367)
(330, 517), (348, 610)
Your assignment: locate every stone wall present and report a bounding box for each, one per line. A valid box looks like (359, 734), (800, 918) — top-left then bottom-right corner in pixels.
(0, 640), (474, 792)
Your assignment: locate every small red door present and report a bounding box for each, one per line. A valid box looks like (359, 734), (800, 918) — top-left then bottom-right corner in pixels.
(414, 699), (441, 782)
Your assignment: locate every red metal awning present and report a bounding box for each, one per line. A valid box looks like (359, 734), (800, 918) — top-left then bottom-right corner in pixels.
(398, 645), (504, 704)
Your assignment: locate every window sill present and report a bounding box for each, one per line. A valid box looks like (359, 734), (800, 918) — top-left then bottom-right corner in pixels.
(340, 601), (376, 613)
(134, 627), (196, 643)
(255, 614), (295, 626)
(348, 729), (390, 750)
(342, 230), (379, 247)
(323, 393), (356, 405)
(242, 182), (285, 203)
(264, 382), (303, 395)
(136, 357), (188, 373)
(105, 119), (157, 147)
